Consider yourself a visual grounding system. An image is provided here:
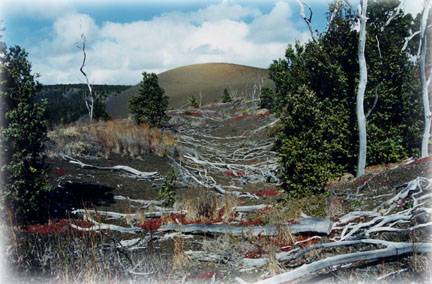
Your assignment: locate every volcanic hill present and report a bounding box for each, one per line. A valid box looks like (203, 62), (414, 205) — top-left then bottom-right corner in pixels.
(105, 62), (273, 119)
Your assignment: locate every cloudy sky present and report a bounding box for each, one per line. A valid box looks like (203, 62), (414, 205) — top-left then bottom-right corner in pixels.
(0, 0), (426, 85)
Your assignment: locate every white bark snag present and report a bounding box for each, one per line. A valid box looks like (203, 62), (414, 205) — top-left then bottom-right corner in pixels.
(419, 0), (431, 157)
(295, 0), (317, 43)
(78, 33), (94, 121)
(355, 0), (368, 177)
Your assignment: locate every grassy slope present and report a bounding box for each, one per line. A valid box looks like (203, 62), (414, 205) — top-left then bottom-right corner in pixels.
(105, 62), (273, 119)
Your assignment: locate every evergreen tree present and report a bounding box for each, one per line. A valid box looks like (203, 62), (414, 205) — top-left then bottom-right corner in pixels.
(259, 86), (276, 111)
(129, 72), (169, 127)
(222, 88), (232, 103)
(1, 45), (50, 223)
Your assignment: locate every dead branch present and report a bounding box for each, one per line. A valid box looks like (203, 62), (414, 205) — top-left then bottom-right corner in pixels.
(62, 154), (160, 180)
(295, 0), (317, 43)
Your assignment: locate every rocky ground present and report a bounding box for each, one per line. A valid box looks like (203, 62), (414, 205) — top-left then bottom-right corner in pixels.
(2, 100), (432, 284)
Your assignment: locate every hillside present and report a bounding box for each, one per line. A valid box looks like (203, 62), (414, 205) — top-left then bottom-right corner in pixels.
(105, 62), (273, 119)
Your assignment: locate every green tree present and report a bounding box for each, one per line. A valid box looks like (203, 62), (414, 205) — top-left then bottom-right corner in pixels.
(1, 45), (50, 224)
(129, 72), (169, 127)
(222, 88), (232, 103)
(276, 86), (344, 196)
(259, 86), (276, 111)
(271, 0), (422, 194)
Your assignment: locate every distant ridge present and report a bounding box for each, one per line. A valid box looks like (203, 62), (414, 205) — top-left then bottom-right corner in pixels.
(106, 62), (272, 119)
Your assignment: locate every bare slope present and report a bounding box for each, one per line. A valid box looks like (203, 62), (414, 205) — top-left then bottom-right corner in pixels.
(106, 62), (272, 119)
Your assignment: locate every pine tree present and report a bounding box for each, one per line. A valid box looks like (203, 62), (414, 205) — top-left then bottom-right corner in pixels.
(1, 45), (50, 224)
(128, 72), (169, 127)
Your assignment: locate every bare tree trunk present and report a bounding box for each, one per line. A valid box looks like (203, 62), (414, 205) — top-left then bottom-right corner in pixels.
(78, 34), (94, 121)
(355, 0), (368, 177)
(419, 0), (431, 157)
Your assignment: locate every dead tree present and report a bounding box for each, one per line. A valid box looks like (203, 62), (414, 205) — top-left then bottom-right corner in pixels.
(398, 0), (432, 157)
(419, 0), (431, 157)
(344, 0), (368, 177)
(77, 33), (94, 121)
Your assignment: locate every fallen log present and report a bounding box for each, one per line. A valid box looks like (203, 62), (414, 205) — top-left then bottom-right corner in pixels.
(158, 217), (333, 236)
(236, 239), (432, 284)
(72, 208), (187, 219)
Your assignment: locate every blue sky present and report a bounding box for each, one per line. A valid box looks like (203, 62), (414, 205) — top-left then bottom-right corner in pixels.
(0, 0), (425, 85)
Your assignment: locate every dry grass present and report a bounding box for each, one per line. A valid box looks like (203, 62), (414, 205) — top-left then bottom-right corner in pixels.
(2, 220), (170, 283)
(47, 120), (176, 158)
(172, 234), (190, 269)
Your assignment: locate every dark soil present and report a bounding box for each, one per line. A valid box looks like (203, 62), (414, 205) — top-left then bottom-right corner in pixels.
(4, 100), (432, 284)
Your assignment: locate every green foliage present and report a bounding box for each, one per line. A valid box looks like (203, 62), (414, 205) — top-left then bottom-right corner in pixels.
(128, 72), (169, 127)
(276, 86), (344, 196)
(0, 45), (51, 224)
(271, 1), (422, 196)
(189, 95), (200, 108)
(35, 84), (130, 126)
(259, 86), (276, 111)
(157, 170), (176, 207)
(222, 88), (232, 103)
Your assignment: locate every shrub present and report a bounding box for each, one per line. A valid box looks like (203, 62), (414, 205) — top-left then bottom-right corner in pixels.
(128, 72), (169, 127)
(157, 169), (176, 207)
(189, 96), (200, 108)
(0, 45), (51, 224)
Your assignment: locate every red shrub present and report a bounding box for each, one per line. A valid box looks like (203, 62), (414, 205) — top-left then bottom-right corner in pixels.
(195, 271), (220, 279)
(224, 170), (246, 176)
(25, 219), (92, 235)
(234, 114), (253, 120)
(140, 218), (162, 230)
(239, 218), (263, 226)
(253, 189), (282, 197)
(245, 244), (267, 259)
(54, 169), (66, 176)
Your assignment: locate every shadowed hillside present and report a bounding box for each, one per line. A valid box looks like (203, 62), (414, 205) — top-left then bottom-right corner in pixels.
(106, 62), (273, 119)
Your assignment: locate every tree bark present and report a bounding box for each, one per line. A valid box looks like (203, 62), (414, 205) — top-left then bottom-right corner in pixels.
(419, 0), (431, 157)
(355, 0), (368, 177)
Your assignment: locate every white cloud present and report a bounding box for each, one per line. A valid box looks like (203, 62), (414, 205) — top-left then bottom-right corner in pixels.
(27, 1), (310, 85)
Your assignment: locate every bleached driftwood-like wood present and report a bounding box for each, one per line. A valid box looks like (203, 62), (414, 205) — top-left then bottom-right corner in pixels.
(250, 119), (280, 135)
(158, 217), (333, 236)
(114, 195), (165, 206)
(333, 177), (432, 240)
(72, 208), (187, 219)
(62, 154), (160, 180)
(70, 222), (142, 234)
(233, 205), (272, 213)
(236, 239), (432, 284)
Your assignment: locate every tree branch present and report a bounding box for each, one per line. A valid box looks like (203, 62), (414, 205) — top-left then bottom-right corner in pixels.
(295, 0), (317, 43)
